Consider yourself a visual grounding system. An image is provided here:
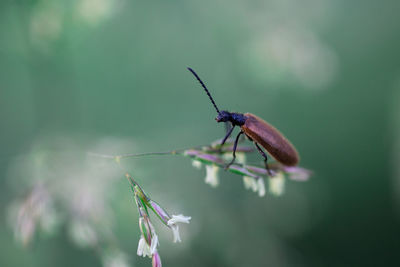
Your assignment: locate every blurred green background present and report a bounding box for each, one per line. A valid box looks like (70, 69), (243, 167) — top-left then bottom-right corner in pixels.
(1, 0), (400, 266)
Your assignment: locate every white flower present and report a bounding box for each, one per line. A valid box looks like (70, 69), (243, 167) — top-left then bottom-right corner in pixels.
(169, 224), (181, 243)
(257, 178), (266, 197)
(137, 236), (151, 257)
(205, 165), (219, 187)
(167, 214), (191, 243)
(243, 176), (258, 192)
(168, 214), (191, 224)
(137, 231), (159, 257)
(191, 160), (202, 169)
(150, 234), (159, 254)
(269, 172), (285, 196)
(137, 236), (152, 257)
(243, 176), (265, 197)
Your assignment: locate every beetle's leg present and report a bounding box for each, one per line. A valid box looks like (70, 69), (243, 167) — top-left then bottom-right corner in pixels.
(224, 131), (244, 170)
(224, 122), (232, 134)
(218, 124), (235, 153)
(254, 142), (273, 176)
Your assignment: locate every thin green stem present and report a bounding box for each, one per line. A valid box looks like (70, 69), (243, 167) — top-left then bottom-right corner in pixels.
(117, 150), (184, 159)
(87, 146), (198, 160)
(87, 142), (253, 161)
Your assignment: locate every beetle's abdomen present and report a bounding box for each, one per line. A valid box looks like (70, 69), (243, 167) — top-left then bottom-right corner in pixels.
(241, 113), (299, 166)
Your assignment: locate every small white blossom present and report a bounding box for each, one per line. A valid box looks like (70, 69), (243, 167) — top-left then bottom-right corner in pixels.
(150, 234), (159, 255)
(257, 178), (266, 197)
(167, 214), (191, 243)
(169, 224), (181, 243)
(137, 218), (159, 257)
(168, 214), (191, 224)
(191, 160), (202, 169)
(205, 165), (219, 187)
(269, 172), (285, 196)
(243, 176), (251, 189)
(137, 236), (152, 257)
(243, 176), (265, 197)
(243, 176), (258, 192)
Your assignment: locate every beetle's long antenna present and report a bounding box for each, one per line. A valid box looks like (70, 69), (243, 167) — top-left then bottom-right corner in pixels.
(187, 67), (220, 113)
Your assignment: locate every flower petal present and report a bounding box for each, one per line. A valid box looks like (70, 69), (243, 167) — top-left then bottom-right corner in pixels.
(167, 214), (191, 225)
(205, 165), (219, 187)
(170, 224), (181, 243)
(257, 178), (266, 197)
(167, 215), (191, 243)
(191, 160), (202, 169)
(243, 176), (253, 190)
(150, 234), (159, 254)
(137, 236), (152, 257)
(269, 172), (285, 196)
(137, 236), (145, 256)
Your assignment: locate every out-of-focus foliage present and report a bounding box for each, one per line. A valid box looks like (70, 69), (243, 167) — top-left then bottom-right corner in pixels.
(1, 0), (400, 266)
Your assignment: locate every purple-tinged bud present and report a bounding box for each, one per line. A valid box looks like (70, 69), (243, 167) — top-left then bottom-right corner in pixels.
(228, 165), (259, 178)
(125, 173), (150, 202)
(139, 216), (152, 246)
(149, 200), (171, 226)
(137, 215), (159, 258)
(134, 184), (150, 203)
(152, 251), (162, 267)
(282, 166), (312, 181)
(134, 193), (149, 219)
(184, 150), (225, 165)
(245, 165), (277, 176)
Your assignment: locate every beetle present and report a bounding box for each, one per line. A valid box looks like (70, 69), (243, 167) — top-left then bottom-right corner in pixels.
(187, 67), (299, 175)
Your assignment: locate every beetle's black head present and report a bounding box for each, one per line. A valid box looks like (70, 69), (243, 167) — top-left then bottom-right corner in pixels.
(216, 110), (231, 122)
(216, 111), (246, 126)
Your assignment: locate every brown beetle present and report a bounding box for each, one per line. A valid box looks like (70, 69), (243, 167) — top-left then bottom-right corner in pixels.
(187, 67), (299, 175)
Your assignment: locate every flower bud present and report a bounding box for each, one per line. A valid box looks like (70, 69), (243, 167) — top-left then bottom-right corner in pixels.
(139, 216), (152, 246)
(148, 200), (171, 226)
(152, 252), (162, 267)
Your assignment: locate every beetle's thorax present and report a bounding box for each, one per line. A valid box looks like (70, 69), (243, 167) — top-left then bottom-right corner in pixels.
(216, 111), (246, 126)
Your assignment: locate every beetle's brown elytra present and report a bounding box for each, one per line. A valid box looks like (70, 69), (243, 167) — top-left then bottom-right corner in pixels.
(241, 113), (299, 166)
(187, 67), (299, 175)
